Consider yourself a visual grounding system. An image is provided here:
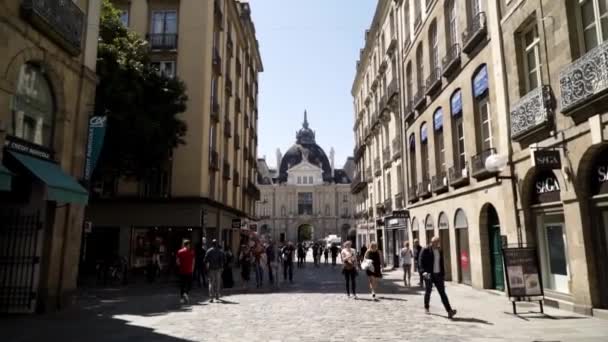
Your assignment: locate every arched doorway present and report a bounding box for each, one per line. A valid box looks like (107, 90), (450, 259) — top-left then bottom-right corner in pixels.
(424, 214), (435, 246)
(438, 212), (452, 281)
(480, 203), (504, 290)
(454, 209), (471, 285)
(411, 217), (419, 243)
(297, 224), (313, 243)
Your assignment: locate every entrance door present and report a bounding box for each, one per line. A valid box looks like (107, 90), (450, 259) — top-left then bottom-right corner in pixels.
(489, 224), (504, 290)
(601, 210), (608, 307)
(457, 228), (471, 285)
(439, 229), (452, 281)
(392, 230), (399, 268)
(542, 223), (569, 293)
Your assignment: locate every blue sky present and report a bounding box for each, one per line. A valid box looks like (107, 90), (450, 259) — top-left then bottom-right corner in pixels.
(250, 0), (377, 168)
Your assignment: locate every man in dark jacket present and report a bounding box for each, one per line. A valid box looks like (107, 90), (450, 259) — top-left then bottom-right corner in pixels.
(204, 239), (225, 302)
(419, 236), (457, 319)
(413, 239), (423, 286)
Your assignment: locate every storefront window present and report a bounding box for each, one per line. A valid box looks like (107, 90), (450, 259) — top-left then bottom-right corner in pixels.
(10, 64), (55, 147)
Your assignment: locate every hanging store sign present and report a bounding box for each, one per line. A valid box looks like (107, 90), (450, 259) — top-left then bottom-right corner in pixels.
(84, 116), (107, 181)
(532, 150), (561, 170)
(4, 136), (51, 160)
(502, 247), (544, 298)
(391, 210), (410, 219)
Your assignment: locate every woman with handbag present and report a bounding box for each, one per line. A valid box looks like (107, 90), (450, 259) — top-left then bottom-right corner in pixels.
(362, 241), (383, 301)
(340, 241), (358, 299)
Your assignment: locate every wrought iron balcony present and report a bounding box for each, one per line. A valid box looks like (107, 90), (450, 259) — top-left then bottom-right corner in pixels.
(431, 171), (449, 194)
(560, 40), (608, 114)
(403, 36), (412, 53)
(462, 12), (487, 54)
(210, 150), (220, 171)
(212, 47), (222, 75)
(235, 95), (241, 113)
(442, 44), (461, 77)
(408, 184), (419, 203)
(379, 94), (389, 116)
(511, 85), (553, 141)
(374, 158), (382, 176)
(383, 147), (392, 169)
(449, 163), (469, 187)
(225, 78), (233, 96)
(471, 148), (497, 179)
(404, 101), (415, 122)
(223, 160), (231, 180)
(387, 33), (398, 56)
(351, 173), (368, 194)
(379, 60), (388, 74)
(21, 0), (85, 55)
(354, 143), (366, 161)
(214, 0), (224, 30)
(147, 33), (178, 50)
(224, 120), (232, 138)
(414, 86), (427, 111)
(247, 182), (261, 200)
(371, 79), (379, 91)
(211, 99), (220, 122)
(418, 178), (431, 198)
(234, 133), (241, 149)
(366, 167), (373, 182)
(388, 78), (399, 103)
(384, 198), (393, 214)
(425, 67), (442, 96)
(394, 192), (404, 209)
(234, 170), (240, 187)
(376, 202), (386, 216)
(368, 206), (374, 218)
(236, 58), (242, 77)
(227, 36), (233, 56)
(365, 95), (371, 105)
(392, 137), (402, 160)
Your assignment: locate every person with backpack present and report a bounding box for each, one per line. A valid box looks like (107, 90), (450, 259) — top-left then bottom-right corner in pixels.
(340, 241), (358, 299)
(281, 241), (295, 283)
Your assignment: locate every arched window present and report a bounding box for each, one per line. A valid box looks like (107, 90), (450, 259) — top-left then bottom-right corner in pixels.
(472, 64), (493, 151)
(445, 0), (458, 46)
(429, 21), (439, 70)
(450, 89), (466, 172)
(416, 44), (424, 88)
(406, 62), (413, 103)
(420, 122), (429, 182)
(433, 108), (445, 174)
(409, 133), (417, 186)
(10, 64), (55, 147)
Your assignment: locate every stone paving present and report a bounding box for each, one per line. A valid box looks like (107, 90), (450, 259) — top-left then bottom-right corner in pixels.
(2, 253), (608, 342)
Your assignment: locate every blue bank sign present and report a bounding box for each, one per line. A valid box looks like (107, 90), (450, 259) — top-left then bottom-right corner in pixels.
(84, 116), (107, 181)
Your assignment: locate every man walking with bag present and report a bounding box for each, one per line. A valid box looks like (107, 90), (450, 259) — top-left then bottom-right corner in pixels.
(204, 239), (225, 303)
(419, 236), (457, 319)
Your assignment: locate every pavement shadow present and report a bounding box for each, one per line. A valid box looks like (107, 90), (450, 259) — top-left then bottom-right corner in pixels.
(430, 313), (493, 325)
(377, 296), (408, 302)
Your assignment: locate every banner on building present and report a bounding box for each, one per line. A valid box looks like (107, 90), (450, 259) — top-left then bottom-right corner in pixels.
(84, 116), (107, 181)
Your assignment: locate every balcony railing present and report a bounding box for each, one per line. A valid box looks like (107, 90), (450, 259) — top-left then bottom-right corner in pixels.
(224, 120), (232, 138)
(431, 171), (449, 194)
(235, 95), (241, 113)
(560, 40), (608, 114)
(414, 86), (427, 111)
(21, 0), (85, 55)
(145, 33), (178, 50)
(227, 36), (233, 56)
(384, 198), (393, 214)
(236, 58), (242, 77)
(366, 167), (373, 182)
(403, 36), (412, 52)
(247, 182), (261, 200)
(214, 0), (223, 30)
(351, 173), (368, 194)
(392, 137), (402, 160)
(511, 85), (553, 140)
(418, 178), (431, 198)
(388, 78), (399, 103)
(462, 12), (487, 54)
(379, 60), (388, 74)
(404, 101), (415, 122)
(212, 48), (222, 75)
(371, 78), (379, 91)
(234, 170), (240, 187)
(379, 94), (389, 116)
(210, 150), (220, 171)
(354, 143), (366, 161)
(387, 33), (398, 55)
(425, 67), (442, 96)
(394, 192), (404, 209)
(211, 99), (220, 122)
(376, 202), (386, 216)
(223, 160), (231, 179)
(368, 206), (374, 218)
(449, 163), (470, 187)
(225, 78), (233, 96)
(471, 148), (497, 179)
(234, 133), (241, 149)
(442, 44), (461, 77)
(408, 184), (419, 203)
(383, 147), (392, 168)
(374, 158), (382, 176)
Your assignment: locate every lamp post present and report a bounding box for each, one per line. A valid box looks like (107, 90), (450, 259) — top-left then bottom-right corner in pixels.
(485, 154), (523, 248)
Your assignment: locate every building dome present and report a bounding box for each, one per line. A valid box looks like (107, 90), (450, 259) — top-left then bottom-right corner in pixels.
(278, 111), (332, 182)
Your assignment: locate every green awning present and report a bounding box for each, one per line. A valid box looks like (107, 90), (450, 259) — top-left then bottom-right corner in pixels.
(8, 151), (89, 205)
(0, 164), (13, 191)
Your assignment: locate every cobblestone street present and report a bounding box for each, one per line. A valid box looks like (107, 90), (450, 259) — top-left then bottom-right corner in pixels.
(2, 254), (608, 342)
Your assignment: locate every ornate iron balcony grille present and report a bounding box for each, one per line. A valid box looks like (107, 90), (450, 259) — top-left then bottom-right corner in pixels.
(462, 12), (487, 54)
(235, 96), (241, 113)
(350, 173), (368, 194)
(147, 33), (178, 50)
(511, 85), (553, 140)
(404, 101), (415, 122)
(211, 99), (220, 122)
(471, 148), (497, 179)
(431, 171), (448, 193)
(371, 79), (379, 91)
(236, 59), (242, 77)
(210, 150), (220, 171)
(442, 44), (461, 77)
(560, 40), (608, 114)
(379, 60), (388, 74)
(414, 86), (427, 111)
(418, 178), (431, 198)
(374, 158), (382, 176)
(214, 0), (223, 30)
(375, 202), (385, 216)
(223, 160), (231, 179)
(392, 137), (402, 160)
(379, 94), (389, 116)
(227, 36), (233, 55)
(366, 167), (373, 182)
(425, 67), (442, 95)
(383, 147), (392, 168)
(403, 37), (412, 53)
(408, 184), (419, 203)
(21, 0), (85, 55)
(448, 163), (469, 187)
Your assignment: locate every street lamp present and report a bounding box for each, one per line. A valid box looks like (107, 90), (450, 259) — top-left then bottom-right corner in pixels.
(485, 153), (509, 174)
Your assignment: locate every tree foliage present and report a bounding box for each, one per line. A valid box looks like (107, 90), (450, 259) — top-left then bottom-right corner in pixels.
(95, 0), (187, 180)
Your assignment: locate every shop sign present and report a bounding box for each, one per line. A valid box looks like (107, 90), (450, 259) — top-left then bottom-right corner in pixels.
(391, 210), (410, 219)
(533, 150), (561, 169)
(4, 136), (51, 160)
(535, 176), (560, 194)
(533, 171), (561, 204)
(84, 116), (107, 181)
(502, 247), (544, 298)
(594, 149), (608, 195)
(232, 219), (241, 229)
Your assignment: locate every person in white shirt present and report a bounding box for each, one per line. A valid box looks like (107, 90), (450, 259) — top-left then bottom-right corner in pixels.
(340, 241), (359, 299)
(419, 236), (457, 319)
(399, 241), (413, 287)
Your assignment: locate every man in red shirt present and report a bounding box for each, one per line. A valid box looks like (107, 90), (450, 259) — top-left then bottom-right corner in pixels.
(176, 240), (195, 304)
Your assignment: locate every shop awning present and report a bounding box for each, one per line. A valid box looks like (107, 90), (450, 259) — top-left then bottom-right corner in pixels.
(8, 151), (89, 205)
(0, 164), (13, 191)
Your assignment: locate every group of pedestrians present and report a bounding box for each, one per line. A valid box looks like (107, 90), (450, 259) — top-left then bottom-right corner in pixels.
(177, 239), (228, 304)
(339, 236), (457, 319)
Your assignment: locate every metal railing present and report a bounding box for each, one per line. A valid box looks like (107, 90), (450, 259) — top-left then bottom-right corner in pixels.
(223, 160), (231, 179)
(448, 162), (469, 186)
(471, 148), (496, 178)
(442, 43), (461, 77)
(511, 85), (553, 140)
(210, 150), (220, 170)
(426, 67), (442, 95)
(414, 86), (427, 110)
(147, 33), (178, 50)
(431, 171), (448, 193)
(462, 12), (487, 54)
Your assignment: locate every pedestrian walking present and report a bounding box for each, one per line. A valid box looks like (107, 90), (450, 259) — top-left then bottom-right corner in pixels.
(323, 246), (329, 265)
(204, 239), (225, 303)
(297, 243), (306, 268)
(330, 243), (339, 266)
(176, 240), (195, 304)
(266, 240), (280, 288)
(340, 241), (358, 299)
(400, 241), (413, 287)
(239, 245), (251, 289)
(254, 243), (265, 288)
(419, 236), (457, 319)
(281, 241), (295, 283)
(413, 239), (423, 287)
(312, 243), (320, 267)
(363, 241), (383, 301)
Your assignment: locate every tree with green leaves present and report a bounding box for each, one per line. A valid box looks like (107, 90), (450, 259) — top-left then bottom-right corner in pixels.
(94, 0), (187, 181)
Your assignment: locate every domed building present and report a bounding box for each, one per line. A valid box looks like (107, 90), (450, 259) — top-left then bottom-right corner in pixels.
(256, 111), (356, 243)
